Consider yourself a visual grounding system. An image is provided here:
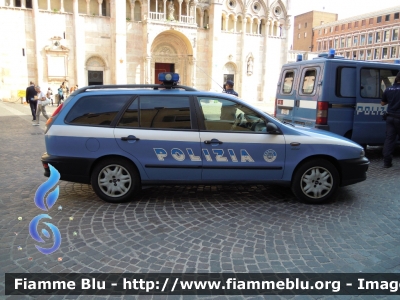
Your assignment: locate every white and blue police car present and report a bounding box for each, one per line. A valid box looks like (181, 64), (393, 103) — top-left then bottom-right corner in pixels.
(41, 73), (369, 204)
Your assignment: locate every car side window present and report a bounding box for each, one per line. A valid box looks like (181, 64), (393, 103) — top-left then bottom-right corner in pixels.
(139, 96), (191, 129)
(197, 97), (267, 132)
(118, 98), (139, 127)
(65, 95), (131, 126)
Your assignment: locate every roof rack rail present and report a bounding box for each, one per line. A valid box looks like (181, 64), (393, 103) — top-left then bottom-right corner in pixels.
(72, 84), (197, 95)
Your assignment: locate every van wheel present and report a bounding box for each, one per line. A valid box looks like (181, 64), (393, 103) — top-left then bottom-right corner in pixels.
(291, 159), (339, 204)
(91, 158), (140, 203)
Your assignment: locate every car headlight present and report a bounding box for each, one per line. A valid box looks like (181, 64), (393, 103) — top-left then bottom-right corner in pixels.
(360, 149), (365, 157)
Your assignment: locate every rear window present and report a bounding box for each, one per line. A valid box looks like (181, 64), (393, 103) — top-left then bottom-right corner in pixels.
(65, 95), (132, 126)
(301, 69), (316, 94)
(282, 71), (295, 94)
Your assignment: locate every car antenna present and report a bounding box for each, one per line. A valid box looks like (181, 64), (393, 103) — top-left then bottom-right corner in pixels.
(195, 63), (224, 91)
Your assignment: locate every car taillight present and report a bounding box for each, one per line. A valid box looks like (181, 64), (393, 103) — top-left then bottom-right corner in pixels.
(316, 101), (328, 125)
(45, 103), (63, 133)
(274, 98), (277, 117)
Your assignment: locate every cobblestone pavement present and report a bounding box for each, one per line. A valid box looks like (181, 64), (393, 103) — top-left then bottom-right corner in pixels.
(1, 101), (400, 299)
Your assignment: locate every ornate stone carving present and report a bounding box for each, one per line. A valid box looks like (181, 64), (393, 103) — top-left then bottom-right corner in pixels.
(86, 56), (106, 67)
(168, 0), (175, 20)
(247, 57), (253, 75)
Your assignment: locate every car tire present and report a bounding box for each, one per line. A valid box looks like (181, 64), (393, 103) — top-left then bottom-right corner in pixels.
(291, 159), (339, 204)
(91, 157), (140, 203)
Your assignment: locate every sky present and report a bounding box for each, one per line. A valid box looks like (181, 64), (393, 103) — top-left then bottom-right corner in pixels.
(289, 0), (397, 19)
(288, 0), (399, 48)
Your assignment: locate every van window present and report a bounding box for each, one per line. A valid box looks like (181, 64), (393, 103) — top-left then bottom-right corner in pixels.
(337, 67), (356, 97)
(282, 71), (295, 94)
(380, 69), (399, 92)
(301, 70), (316, 94)
(360, 68), (399, 98)
(361, 69), (379, 98)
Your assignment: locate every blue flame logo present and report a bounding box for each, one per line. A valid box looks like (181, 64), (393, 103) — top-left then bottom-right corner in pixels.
(29, 164), (62, 255)
(34, 164), (60, 211)
(29, 214), (61, 254)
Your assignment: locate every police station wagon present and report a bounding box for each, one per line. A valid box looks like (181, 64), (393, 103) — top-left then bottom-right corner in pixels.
(41, 73), (369, 204)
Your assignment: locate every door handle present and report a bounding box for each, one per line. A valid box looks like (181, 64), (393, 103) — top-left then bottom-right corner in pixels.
(121, 135), (140, 141)
(204, 139), (223, 144)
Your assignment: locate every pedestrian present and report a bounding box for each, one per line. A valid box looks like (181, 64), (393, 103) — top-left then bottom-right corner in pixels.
(33, 86), (50, 126)
(224, 80), (239, 97)
(47, 87), (53, 106)
(26, 81), (37, 121)
(62, 82), (69, 99)
(381, 71), (400, 168)
(57, 84), (64, 106)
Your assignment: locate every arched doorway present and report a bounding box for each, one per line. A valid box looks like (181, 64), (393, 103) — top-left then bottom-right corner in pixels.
(86, 56), (107, 86)
(223, 62), (237, 87)
(150, 30), (194, 85)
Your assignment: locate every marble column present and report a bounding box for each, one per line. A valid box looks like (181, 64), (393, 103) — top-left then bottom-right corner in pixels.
(21, 0), (26, 8)
(32, 0), (43, 84)
(233, 16), (237, 33)
(47, 0), (50, 10)
(98, 0), (103, 16)
(192, 0), (197, 24)
(239, 17), (247, 96)
(86, 0), (90, 15)
(73, 0), (84, 86)
(199, 10), (203, 28)
(146, 56), (151, 83)
(60, 0), (64, 12)
(163, 0), (166, 20)
(262, 20), (270, 100)
(208, 0), (223, 91)
(113, 0), (127, 83)
(178, 0), (182, 22)
(130, 0), (134, 20)
(224, 15), (228, 31)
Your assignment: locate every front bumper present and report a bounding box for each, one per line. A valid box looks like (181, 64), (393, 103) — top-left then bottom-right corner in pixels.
(41, 152), (95, 184)
(338, 156), (369, 186)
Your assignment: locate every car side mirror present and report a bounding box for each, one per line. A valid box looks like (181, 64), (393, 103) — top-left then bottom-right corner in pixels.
(266, 122), (279, 134)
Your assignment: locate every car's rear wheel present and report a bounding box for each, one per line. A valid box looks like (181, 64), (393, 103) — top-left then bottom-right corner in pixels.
(291, 159), (339, 204)
(91, 157), (140, 203)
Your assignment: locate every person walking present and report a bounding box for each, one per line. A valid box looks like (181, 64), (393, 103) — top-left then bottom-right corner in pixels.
(57, 84), (64, 106)
(33, 86), (50, 126)
(26, 81), (37, 121)
(224, 80), (239, 97)
(381, 71), (400, 168)
(47, 87), (54, 105)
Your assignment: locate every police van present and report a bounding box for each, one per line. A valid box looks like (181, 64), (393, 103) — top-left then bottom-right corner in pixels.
(275, 50), (400, 147)
(41, 72), (369, 204)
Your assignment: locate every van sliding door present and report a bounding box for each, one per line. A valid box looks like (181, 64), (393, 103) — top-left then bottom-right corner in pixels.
(352, 68), (397, 145)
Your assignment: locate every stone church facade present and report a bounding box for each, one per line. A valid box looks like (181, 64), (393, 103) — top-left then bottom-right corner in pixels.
(0, 0), (291, 104)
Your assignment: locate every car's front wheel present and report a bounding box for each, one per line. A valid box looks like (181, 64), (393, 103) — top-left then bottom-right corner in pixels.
(91, 157), (140, 203)
(291, 159), (339, 204)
